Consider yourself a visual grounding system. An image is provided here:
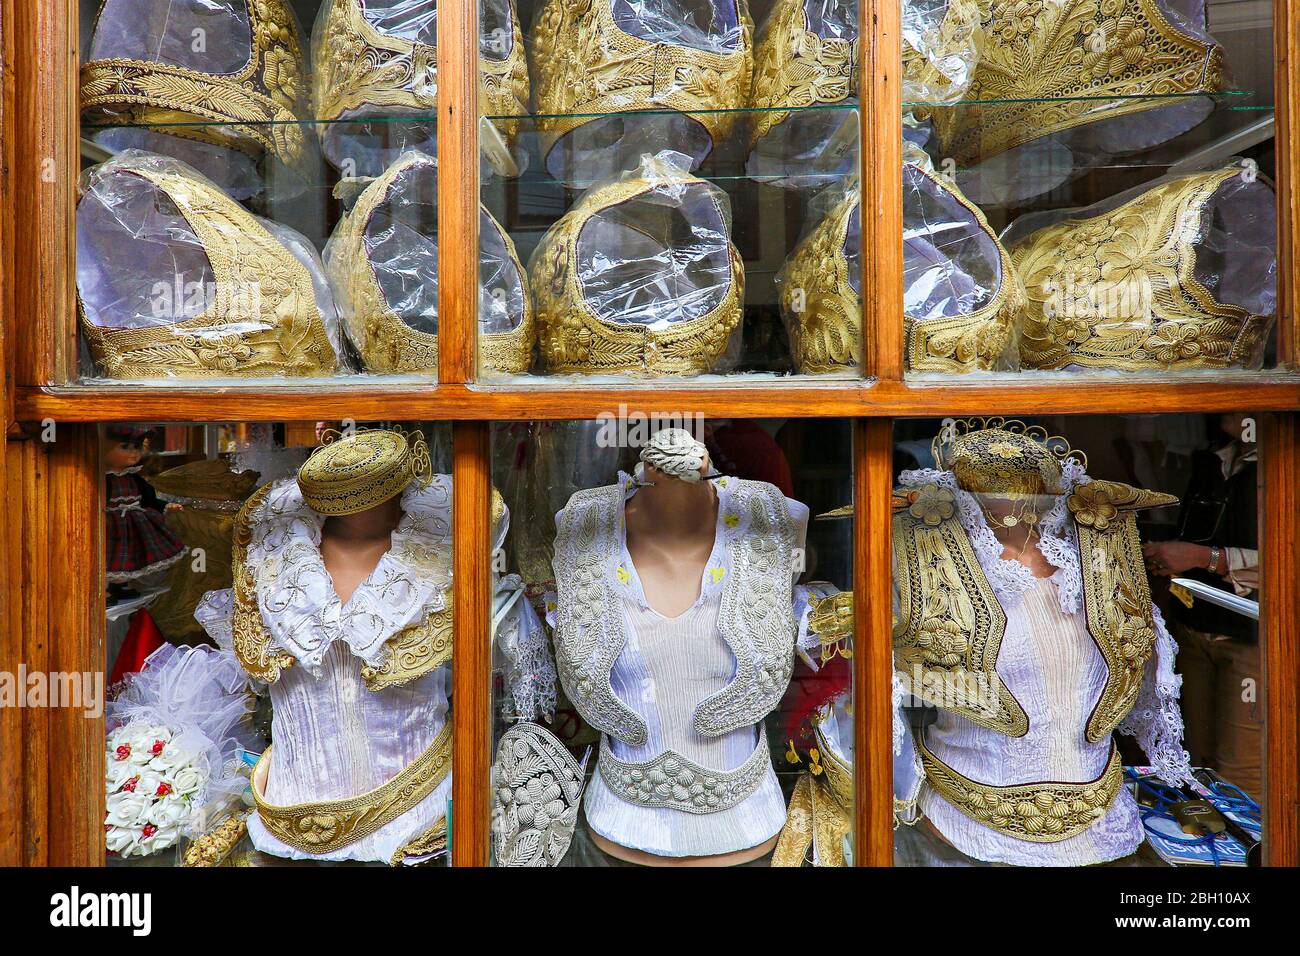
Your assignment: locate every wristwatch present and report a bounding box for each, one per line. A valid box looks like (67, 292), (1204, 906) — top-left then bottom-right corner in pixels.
(1207, 546), (1223, 574)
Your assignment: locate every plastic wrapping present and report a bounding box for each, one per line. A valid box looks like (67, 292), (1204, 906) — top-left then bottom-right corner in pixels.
(531, 0), (752, 186)
(82, 0), (308, 193)
(323, 151), (533, 375)
(746, 0), (860, 189)
(528, 151), (743, 377)
(313, 0), (528, 177)
(929, 0), (1227, 206)
(76, 151), (345, 380)
(903, 146), (1022, 372)
(1003, 162), (1277, 372)
(901, 0), (979, 108)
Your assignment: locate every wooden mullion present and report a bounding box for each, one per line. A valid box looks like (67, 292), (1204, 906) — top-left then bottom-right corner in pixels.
(861, 0), (903, 381)
(45, 423), (104, 866)
(1274, 0), (1298, 366)
(1262, 412), (1299, 866)
(436, 0), (481, 385)
(450, 420), (492, 866)
(854, 417), (894, 865)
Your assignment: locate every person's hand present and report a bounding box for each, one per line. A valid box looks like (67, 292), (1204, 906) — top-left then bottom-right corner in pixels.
(1142, 540), (1213, 576)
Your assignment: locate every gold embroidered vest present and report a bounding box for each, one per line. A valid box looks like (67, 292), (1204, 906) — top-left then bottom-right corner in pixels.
(893, 479), (1176, 742)
(529, 160), (744, 376)
(748, 0), (859, 153)
(326, 153), (534, 375)
(931, 0), (1227, 166)
(312, 0), (529, 144)
(903, 163), (1024, 372)
(78, 157), (339, 380)
(1011, 167), (1274, 371)
(82, 0), (307, 166)
(531, 0), (754, 169)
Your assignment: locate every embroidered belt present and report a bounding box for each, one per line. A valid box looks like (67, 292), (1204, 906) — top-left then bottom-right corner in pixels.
(251, 722), (451, 855)
(918, 737), (1123, 843)
(598, 728), (772, 814)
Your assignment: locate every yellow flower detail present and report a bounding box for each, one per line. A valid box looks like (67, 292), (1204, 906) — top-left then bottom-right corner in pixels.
(709, 567), (726, 584)
(616, 566), (631, 585)
(724, 514), (739, 529)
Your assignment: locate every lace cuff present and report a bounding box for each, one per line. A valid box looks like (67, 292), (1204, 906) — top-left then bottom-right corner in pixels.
(794, 581), (840, 670)
(194, 588), (235, 653)
(494, 575), (557, 722)
(1118, 603), (1193, 785)
(893, 668), (925, 824)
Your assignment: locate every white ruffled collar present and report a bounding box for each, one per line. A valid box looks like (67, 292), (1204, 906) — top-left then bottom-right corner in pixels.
(247, 476), (454, 675)
(898, 460), (1089, 616)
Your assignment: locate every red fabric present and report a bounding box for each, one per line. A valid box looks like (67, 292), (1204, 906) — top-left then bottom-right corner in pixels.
(781, 654), (853, 751)
(706, 420), (794, 497)
(110, 609), (167, 687)
(106, 473), (185, 578)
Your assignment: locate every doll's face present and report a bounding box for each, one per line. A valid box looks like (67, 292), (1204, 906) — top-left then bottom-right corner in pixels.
(105, 441), (144, 471)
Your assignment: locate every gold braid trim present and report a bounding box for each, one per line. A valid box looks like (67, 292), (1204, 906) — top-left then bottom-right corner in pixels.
(361, 604), (453, 692)
(231, 485), (295, 684)
(389, 817), (447, 866)
(80, 161), (337, 380)
(773, 719), (853, 867)
(904, 165), (1023, 373)
(531, 0), (753, 160)
(1011, 168), (1272, 371)
(252, 722), (451, 855)
(748, 0), (858, 152)
(893, 484), (1029, 737)
(182, 813), (249, 867)
(779, 187), (862, 373)
(81, 0), (306, 165)
(529, 166), (743, 376)
(920, 736), (1123, 842)
(932, 0), (1227, 166)
(1067, 480), (1177, 741)
(772, 773), (816, 866)
(328, 153), (533, 375)
(313, 0), (528, 140)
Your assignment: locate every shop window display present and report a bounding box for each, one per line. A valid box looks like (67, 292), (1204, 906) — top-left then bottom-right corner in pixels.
(488, 420), (854, 865)
(100, 422), (551, 867)
(890, 415), (1263, 866)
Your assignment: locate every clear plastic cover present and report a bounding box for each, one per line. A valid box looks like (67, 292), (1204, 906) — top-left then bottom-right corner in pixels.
(76, 151), (345, 380)
(901, 0), (979, 107)
(532, 0), (750, 186)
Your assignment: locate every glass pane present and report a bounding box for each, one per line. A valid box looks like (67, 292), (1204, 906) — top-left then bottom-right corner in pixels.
(478, 1), (864, 383)
(75, 1), (456, 384)
(102, 420), (456, 867)
(489, 417), (855, 865)
(901, 0), (1282, 380)
(891, 414), (1263, 866)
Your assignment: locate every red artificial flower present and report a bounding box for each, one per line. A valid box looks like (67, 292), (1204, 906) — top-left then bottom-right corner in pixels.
(155, 782), (172, 797)
(121, 776), (139, 793)
(114, 744), (131, 761)
(141, 824), (157, 839)
(150, 739), (165, 756)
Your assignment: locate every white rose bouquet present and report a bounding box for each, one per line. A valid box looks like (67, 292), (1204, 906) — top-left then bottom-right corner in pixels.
(105, 644), (253, 859)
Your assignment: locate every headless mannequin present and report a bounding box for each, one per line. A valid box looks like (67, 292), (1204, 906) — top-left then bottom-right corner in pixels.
(319, 495), (404, 604)
(593, 457), (782, 866)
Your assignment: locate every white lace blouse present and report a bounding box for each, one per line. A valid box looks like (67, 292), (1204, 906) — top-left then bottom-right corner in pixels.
(197, 476), (555, 864)
(893, 464), (1192, 866)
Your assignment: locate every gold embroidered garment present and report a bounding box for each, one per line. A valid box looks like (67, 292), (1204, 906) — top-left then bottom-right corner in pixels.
(312, 0), (529, 138)
(773, 717), (853, 866)
(1011, 168), (1274, 371)
(78, 156), (339, 380)
(529, 158), (744, 376)
(918, 737), (1124, 842)
(326, 153), (534, 375)
(81, 0), (307, 165)
(931, 0), (1227, 166)
(748, 0), (858, 152)
(530, 0), (754, 165)
(902, 163), (1024, 373)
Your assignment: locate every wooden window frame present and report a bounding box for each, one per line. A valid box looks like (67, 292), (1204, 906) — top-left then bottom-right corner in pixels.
(1, 0), (1297, 867)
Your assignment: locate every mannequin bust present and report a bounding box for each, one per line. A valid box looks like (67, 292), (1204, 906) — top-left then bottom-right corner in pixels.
(592, 448), (781, 867)
(319, 495), (404, 604)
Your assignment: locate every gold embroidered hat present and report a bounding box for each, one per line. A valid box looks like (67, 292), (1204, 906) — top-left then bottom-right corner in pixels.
(1007, 165), (1277, 372)
(297, 427), (433, 516)
(746, 0), (859, 187)
(528, 151), (744, 376)
(82, 0), (308, 170)
(531, 0), (754, 185)
(930, 0), (1228, 204)
(311, 0), (529, 175)
(325, 152), (534, 376)
(76, 152), (342, 380)
(934, 419), (1080, 500)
